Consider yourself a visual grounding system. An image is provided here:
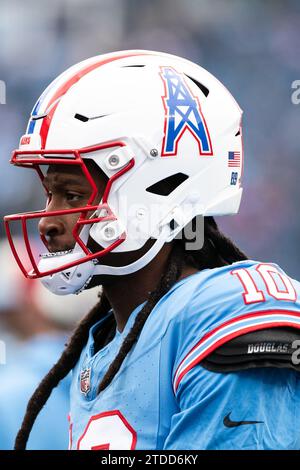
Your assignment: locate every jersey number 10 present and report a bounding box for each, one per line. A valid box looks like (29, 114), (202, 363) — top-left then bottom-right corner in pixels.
(231, 264), (297, 305)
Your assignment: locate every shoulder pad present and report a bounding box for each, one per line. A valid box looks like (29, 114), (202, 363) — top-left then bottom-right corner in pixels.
(202, 327), (300, 373)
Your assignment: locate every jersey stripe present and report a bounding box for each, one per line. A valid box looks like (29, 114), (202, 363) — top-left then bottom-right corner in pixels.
(173, 309), (300, 394)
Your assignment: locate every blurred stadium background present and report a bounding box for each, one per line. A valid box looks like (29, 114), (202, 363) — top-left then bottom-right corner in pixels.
(0, 0), (300, 449)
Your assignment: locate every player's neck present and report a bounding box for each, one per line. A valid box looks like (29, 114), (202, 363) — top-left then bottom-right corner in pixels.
(102, 250), (198, 333)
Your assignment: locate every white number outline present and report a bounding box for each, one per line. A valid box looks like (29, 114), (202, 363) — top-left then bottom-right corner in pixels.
(76, 410), (137, 450)
(231, 263), (296, 305)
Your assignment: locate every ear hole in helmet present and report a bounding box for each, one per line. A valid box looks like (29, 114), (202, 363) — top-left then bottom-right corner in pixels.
(146, 173), (189, 196)
(185, 75), (209, 97)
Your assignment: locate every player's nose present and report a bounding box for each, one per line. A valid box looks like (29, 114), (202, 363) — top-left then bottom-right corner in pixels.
(38, 216), (65, 240)
(38, 194), (67, 240)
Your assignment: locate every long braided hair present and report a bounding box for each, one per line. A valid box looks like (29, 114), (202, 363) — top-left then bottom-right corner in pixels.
(14, 216), (247, 449)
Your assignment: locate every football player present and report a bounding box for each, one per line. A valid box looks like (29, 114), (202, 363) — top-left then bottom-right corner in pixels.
(4, 50), (300, 450)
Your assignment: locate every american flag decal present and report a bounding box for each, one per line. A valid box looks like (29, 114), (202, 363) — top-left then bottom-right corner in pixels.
(228, 151), (241, 167)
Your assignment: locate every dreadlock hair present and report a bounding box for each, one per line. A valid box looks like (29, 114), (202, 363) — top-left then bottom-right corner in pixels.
(14, 216), (247, 450)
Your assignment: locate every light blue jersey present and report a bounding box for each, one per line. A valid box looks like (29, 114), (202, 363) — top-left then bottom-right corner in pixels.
(69, 260), (300, 449)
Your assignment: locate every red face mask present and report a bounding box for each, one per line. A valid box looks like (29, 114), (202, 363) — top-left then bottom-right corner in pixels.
(4, 141), (133, 279)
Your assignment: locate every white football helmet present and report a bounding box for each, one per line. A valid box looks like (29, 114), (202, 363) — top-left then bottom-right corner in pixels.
(4, 50), (243, 295)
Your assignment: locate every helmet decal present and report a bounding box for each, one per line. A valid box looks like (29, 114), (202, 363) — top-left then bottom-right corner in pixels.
(160, 67), (213, 157)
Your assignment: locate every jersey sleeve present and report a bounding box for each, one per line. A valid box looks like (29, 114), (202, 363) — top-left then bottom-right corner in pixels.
(163, 365), (300, 449)
(162, 261), (300, 449)
(172, 261), (300, 395)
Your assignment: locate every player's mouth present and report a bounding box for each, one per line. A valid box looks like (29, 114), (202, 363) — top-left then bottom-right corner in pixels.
(40, 248), (73, 259)
(44, 239), (75, 254)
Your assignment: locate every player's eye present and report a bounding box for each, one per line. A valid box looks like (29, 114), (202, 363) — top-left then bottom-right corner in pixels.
(65, 192), (82, 202)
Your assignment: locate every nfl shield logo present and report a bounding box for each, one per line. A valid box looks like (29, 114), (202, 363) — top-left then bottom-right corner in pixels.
(80, 368), (91, 395)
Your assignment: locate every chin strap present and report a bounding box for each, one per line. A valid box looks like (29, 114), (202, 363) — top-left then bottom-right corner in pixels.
(92, 225), (170, 276)
(39, 225), (171, 295)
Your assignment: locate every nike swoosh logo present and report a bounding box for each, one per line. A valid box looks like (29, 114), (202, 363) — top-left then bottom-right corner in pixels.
(223, 412), (264, 428)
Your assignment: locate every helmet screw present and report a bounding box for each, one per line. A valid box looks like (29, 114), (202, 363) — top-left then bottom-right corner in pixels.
(104, 226), (115, 239)
(108, 155), (119, 166)
(150, 149), (159, 157)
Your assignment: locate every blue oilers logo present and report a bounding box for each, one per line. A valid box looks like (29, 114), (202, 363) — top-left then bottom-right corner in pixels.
(160, 67), (213, 157)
